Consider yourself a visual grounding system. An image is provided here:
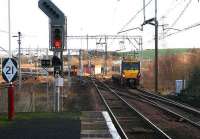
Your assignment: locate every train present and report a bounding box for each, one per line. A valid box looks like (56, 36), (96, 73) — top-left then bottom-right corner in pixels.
(112, 59), (140, 88)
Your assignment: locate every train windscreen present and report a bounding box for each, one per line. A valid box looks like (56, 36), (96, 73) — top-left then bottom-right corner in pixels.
(122, 62), (140, 70)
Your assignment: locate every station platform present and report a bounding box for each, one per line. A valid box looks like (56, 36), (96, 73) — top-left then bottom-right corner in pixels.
(0, 111), (119, 139)
(80, 111), (120, 139)
(0, 112), (80, 139)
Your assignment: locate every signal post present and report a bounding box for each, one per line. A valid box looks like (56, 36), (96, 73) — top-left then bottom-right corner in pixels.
(39, 0), (66, 112)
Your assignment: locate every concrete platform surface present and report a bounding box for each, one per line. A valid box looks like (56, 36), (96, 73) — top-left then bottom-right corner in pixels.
(0, 117), (80, 139)
(81, 111), (120, 139)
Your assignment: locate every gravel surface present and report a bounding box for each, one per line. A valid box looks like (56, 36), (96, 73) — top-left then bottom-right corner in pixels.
(63, 77), (105, 111)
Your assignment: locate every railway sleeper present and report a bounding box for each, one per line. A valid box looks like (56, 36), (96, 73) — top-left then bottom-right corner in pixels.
(120, 120), (148, 127)
(104, 98), (119, 101)
(117, 116), (143, 122)
(97, 85), (107, 90)
(106, 101), (124, 105)
(129, 127), (154, 134)
(109, 106), (123, 109)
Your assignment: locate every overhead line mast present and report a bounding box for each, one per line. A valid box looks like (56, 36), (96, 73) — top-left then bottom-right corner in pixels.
(142, 0), (158, 93)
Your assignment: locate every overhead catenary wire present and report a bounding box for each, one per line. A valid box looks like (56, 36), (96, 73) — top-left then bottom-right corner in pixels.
(119, 0), (186, 34)
(158, 0), (184, 21)
(157, 0), (192, 47)
(143, 0), (195, 46)
(112, 0), (153, 51)
(170, 0), (192, 28)
(165, 21), (200, 38)
(118, 0), (153, 34)
(113, 1), (187, 51)
(119, 1), (184, 35)
(143, 21), (200, 45)
(162, 0), (198, 40)
(116, 0), (199, 49)
(0, 29), (37, 38)
(0, 29), (8, 34)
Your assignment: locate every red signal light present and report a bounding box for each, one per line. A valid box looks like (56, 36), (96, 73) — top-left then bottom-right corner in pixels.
(54, 39), (62, 48)
(51, 27), (63, 50)
(53, 28), (62, 49)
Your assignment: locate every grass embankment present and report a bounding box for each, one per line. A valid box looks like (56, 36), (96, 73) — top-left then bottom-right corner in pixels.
(143, 48), (189, 59)
(117, 48), (189, 59)
(0, 111), (80, 127)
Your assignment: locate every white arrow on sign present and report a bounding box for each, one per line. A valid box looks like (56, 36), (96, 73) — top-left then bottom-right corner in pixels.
(3, 59), (17, 82)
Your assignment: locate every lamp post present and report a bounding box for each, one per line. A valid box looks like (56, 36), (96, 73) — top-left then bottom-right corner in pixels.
(7, 0), (15, 121)
(8, 0), (11, 58)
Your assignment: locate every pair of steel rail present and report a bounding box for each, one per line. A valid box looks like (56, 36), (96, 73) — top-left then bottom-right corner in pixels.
(92, 78), (172, 139)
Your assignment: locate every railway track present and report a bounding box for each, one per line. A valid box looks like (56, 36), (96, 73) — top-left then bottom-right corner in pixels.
(138, 88), (200, 111)
(105, 79), (200, 129)
(128, 88), (200, 128)
(92, 78), (171, 139)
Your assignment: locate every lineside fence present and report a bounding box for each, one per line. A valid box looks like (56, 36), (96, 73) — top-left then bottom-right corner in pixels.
(0, 80), (69, 113)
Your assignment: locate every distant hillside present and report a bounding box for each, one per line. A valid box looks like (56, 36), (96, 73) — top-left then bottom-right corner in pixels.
(142, 48), (189, 59)
(115, 48), (190, 59)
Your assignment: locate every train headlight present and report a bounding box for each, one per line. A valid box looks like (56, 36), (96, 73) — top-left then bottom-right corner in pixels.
(137, 72), (141, 79)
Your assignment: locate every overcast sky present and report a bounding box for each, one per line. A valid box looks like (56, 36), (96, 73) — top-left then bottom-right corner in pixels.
(0, 0), (200, 52)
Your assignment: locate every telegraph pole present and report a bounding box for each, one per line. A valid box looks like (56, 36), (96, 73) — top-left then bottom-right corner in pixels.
(67, 49), (71, 80)
(86, 35), (92, 77)
(104, 36), (107, 76)
(13, 32), (22, 90)
(79, 49), (83, 77)
(18, 32), (22, 90)
(155, 0), (158, 93)
(86, 35), (89, 75)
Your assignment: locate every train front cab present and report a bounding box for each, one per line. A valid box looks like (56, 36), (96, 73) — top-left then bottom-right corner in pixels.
(121, 61), (140, 88)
